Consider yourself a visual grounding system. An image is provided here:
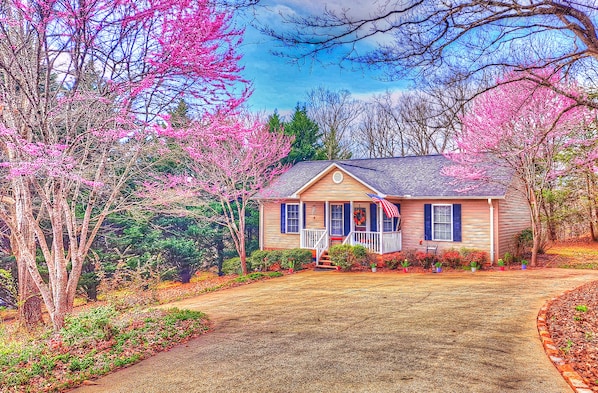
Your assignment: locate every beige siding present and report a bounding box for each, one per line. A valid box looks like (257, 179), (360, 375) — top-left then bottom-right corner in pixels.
(300, 170), (374, 201)
(401, 199), (493, 255)
(304, 202), (326, 229)
(262, 201), (300, 250)
(497, 184), (531, 258)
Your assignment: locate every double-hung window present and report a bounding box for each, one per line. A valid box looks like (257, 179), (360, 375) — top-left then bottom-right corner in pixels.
(383, 212), (394, 232)
(286, 204), (299, 233)
(432, 204), (452, 241)
(330, 204), (343, 236)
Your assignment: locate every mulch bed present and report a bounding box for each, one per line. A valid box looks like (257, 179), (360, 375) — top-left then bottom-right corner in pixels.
(546, 280), (598, 391)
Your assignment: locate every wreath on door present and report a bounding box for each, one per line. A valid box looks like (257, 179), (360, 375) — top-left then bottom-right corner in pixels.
(354, 209), (366, 226)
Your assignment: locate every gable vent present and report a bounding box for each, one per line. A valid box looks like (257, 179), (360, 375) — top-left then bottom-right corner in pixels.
(332, 171), (344, 184)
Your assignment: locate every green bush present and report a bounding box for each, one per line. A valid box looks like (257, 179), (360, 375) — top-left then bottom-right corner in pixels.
(250, 250), (272, 271)
(221, 257), (253, 275)
(266, 250), (284, 266)
(281, 248), (312, 270)
(328, 244), (369, 271)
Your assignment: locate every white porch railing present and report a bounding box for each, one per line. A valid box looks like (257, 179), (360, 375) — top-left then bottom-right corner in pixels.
(344, 231), (402, 254)
(382, 231), (402, 253)
(302, 229), (402, 256)
(301, 229), (327, 249)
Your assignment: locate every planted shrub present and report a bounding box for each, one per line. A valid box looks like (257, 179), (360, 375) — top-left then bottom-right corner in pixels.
(250, 250), (272, 271)
(441, 250), (461, 269)
(414, 251), (437, 269)
(462, 250), (489, 268)
(328, 244), (369, 271)
(381, 252), (404, 270)
(222, 257), (253, 275)
(281, 248), (312, 270)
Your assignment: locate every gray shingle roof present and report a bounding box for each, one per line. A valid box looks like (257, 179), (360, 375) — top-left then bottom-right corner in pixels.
(257, 155), (511, 199)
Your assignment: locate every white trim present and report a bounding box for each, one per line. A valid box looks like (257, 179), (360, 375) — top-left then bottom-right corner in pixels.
(291, 163), (384, 198)
(432, 204), (453, 242)
(299, 201), (304, 245)
(285, 203), (300, 234)
(489, 198), (495, 264)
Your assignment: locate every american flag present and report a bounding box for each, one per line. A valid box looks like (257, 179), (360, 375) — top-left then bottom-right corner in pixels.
(367, 194), (400, 218)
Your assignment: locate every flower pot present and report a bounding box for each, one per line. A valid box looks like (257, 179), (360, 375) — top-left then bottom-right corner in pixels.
(435, 267), (442, 273)
(371, 267), (377, 272)
(335, 265), (341, 271)
(499, 266), (505, 271)
(522, 265), (527, 270)
(288, 268), (294, 274)
(471, 267), (477, 273)
(403, 268), (408, 273)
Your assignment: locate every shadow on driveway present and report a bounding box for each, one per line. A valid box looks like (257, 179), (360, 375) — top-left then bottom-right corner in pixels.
(73, 269), (598, 393)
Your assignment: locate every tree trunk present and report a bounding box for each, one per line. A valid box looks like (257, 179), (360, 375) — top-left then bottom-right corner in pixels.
(18, 265), (44, 328)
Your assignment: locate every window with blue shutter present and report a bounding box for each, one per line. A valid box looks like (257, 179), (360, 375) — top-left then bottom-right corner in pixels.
(330, 204), (343, 236)
(370, 203), (377, 232)
(393, 203), (401, 231)
(280, 203), (286, 234)
(343, 203), (351, 236)
(424, 204), (432, 240)
(453, 204), (462, 242)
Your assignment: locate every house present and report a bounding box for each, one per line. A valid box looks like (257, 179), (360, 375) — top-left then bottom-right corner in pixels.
(255, 155), (530, 267)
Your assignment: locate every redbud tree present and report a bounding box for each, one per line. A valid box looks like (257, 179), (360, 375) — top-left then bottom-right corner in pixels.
(152, 114), (292, 275)
(444, 71), (593, 266)
(0, 0), (247, 330)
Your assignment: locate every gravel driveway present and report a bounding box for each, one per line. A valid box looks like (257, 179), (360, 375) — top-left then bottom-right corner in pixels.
(73, 269), (598, 393)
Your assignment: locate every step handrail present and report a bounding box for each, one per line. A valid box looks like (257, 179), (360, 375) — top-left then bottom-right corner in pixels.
(314, 229), (329, 263)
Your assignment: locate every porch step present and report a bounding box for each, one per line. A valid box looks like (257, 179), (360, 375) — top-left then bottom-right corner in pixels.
(315, 251), (337, 269)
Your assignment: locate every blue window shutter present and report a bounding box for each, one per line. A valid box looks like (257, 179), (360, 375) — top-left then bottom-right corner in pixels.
(370, 203), (377, 232)
(280, 203), (286, 233)
(453, 204), (462, 242)
(393, 204), (401, 231)
(343, 203), (351, 236)
(424, 204), (432, 240)
(302, 203), (306, 229)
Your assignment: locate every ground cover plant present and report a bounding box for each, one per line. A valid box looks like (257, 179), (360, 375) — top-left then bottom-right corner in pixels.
(0, 270), (285, 392)
(0, 307), (208, 392)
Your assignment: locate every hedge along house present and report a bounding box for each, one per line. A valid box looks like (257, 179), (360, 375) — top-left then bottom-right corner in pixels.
(256, 155), (530, 268)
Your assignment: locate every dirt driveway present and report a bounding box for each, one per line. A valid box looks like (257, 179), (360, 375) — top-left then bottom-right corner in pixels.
(74, 269), (598, 393)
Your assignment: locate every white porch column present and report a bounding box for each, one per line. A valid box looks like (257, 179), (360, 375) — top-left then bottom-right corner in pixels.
(259, 202), (264, 251)
(488, 198), (495, 264)
(325, 201), (330, 233)
(379, 204), (384, 254)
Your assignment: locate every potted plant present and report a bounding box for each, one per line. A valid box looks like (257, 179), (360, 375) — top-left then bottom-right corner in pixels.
(521, 259), (528, 270)
(371, 262), (377, 272)
(436, 261), (443, 273)
(497, 259), (505, 271)
(470, 261), (479, 273)
(401, 259), (410, 273)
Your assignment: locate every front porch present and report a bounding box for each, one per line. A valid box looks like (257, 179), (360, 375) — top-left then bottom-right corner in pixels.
(301, 228), (402, 264)
(298, 199), (402, 265)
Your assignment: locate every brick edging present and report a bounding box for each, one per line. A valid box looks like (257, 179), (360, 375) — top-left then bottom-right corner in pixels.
(538, 298), (594, 393)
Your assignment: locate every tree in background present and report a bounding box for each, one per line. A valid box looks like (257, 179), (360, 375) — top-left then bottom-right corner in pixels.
(155, 114), (292, 275)
(445, 71), (593, 266)
(269, 105), (322, 164)
(306, 88), (361, 160)
(0, 0), (247, 330)
(267, 2), (598, 110)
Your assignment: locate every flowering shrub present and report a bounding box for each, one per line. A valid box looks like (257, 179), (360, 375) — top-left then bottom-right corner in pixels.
(414, 251), (437, 269)
(441, 250), (462, 268)
(381, 252), (405, 270)
(329, 244), (369, 271)
(462, 250), (489, 267)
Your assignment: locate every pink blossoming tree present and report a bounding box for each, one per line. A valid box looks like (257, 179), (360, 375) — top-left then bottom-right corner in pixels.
(0, 0), (247, 330)
(152, 114), (292, 275)
(444, 71), (593, 266)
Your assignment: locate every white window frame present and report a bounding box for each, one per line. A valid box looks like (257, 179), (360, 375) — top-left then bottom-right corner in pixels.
(330, 204), (344, 236)
(286, 204), (300, 234)
(383, 211), (394, 232)
(432, 204), (453, 241)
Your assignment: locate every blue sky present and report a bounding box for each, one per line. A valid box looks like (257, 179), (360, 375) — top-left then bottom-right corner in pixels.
(236, 1), (409, 117)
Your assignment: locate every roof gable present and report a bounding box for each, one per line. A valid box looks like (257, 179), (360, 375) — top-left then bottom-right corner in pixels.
(256, 155), (511, 200)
